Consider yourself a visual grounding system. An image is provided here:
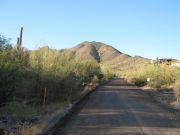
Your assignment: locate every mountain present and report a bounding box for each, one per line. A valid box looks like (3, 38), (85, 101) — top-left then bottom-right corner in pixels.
(66, 41), (149, 67)
(68, 41), (130, 62)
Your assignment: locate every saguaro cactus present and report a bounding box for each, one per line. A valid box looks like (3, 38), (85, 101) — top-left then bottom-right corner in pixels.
(19, 27), (23, 47)
(16, 27), (23, 50)
(16, 37), (20, 50)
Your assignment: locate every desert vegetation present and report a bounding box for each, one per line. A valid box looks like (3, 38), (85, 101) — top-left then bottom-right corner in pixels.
(122, 64), (180, 88)
(0, 35), (108, 134)
(1, 33), (180, 134)
(174, 79), (180, 103)
(0, 34), (103, 109)
(112, 62), (180, 111)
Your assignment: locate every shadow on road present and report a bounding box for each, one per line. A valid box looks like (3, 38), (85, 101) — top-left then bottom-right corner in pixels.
(56, 78), (180, 135)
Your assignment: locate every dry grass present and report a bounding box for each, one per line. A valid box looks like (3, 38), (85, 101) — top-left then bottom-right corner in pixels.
(174, 79), (180, 103)
(123, 64), (180, 88)
(8, 124), (44, 135)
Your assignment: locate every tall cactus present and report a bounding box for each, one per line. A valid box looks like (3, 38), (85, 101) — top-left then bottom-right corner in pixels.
(16, 37), (20, 50)
(19, 27), (23, 47)
(16, 27), (23, 50)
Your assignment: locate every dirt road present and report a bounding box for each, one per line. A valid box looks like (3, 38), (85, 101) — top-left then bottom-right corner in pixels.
(55, 78), (180, 135)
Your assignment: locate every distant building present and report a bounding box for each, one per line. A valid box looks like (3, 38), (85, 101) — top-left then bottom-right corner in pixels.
(150, 58), (179, 66)
(158, 59), (173, 65)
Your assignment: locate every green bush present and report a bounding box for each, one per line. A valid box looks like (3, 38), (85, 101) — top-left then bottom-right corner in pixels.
(0, 35), (12, 51)
(0, 37), (102, 108)
(101, 64), (114, 80)
(29, 47), (101, 103)
(124, 64), (180, 88)
(131, 77), (147, 86)
(0, 101), (38, 118)
(92, 75), (99, 83)
(174, 79), (180, 103)
(0, 51), (18, 105)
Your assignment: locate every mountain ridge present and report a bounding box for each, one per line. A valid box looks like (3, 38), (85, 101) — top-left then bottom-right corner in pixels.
(68, 41), (132, 63)
(38, 41), (150, 69)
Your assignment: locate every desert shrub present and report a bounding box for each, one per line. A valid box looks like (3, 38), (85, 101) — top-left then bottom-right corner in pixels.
(131, 77), (147, 86)
(174, 79), (180, 103)
(29, 47), (101, 103)
(124, 64), (180, 88)
(0, 51), (18, 105)
(0, 39), (102, 110)
(8, 124), (43, 135)
(0, 35), (12, 51)
(101, 64), (114, 80)
(0, 101), (38, 118)
(92, 75), (99, 83)
(0, 36), (28, 105)
(0, 35), (103, 121)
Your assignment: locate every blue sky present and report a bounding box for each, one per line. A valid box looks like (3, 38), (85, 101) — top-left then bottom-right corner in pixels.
(0, 0), (180, 59)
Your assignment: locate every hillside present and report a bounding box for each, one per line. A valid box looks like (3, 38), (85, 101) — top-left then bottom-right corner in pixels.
(66, 41), (149, 68)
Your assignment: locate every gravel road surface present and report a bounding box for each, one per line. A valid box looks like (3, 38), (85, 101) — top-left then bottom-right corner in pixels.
(55, 78), (180, 135)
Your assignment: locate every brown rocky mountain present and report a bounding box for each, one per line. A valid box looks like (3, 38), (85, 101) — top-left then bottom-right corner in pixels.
(68, 41), (130, 63)
(66, 41), (149, 66)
